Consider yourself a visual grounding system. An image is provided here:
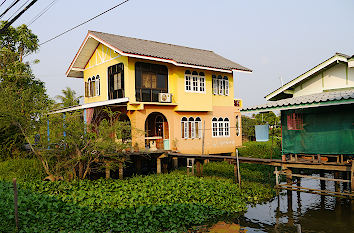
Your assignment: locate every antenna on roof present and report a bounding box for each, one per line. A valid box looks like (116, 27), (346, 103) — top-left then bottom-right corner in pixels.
(279, 75), (284, 86)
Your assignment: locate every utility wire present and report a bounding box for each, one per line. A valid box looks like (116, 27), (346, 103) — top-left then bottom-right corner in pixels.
(6, 0), (30, 21)
(0, 0), (7, 8)
(0, 0), (21, 19)
(28, 0), (57, 26)
(0, 0), (37, 33)
(39, 0), (131, 46)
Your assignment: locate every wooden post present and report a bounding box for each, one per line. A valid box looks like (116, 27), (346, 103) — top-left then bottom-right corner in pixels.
(119, 162), (123, 180)
(157, 158), (161, 174)
(196, 160), (201, 177)
(105, 162), (110, 179)
(13, 178), (19, 231)
(334, 171), (340, 193)
(191, 161), (195, 176)
(136, 157), (141, 174)
(200, 162), (203, 177)
(275, 167), (279, 186)
(163, 162), (168, 174)
(234, 163), (238, 184)
(236, 149), (241, 186)
(173, 157), (178, 169)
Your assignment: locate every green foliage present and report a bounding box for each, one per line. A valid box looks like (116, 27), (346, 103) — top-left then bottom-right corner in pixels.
(242, 112), (281, 138)
(0, 158), (44, 182)
(238, 140), (281, 159)
(55, 87), (82, 107)
(0, 22), (49, 160)
(0, 173), (274, 232)
(201, 161), (276, 184)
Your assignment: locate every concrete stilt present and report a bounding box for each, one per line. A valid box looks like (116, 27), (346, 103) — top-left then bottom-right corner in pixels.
(173, 157), (178, 169)
(157, 158), (161, 174)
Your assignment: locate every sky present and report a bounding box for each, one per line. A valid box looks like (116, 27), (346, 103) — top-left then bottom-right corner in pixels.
(2, 0), (354, 107)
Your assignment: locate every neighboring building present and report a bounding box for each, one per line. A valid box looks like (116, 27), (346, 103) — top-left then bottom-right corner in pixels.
(242, 53), (354, 157)
(60, 31), (252, 155)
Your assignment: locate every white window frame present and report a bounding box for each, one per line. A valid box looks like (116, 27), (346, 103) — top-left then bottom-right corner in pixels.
(223, 76), (229, 96)
(224, 118), (230, 137)
(199, 72), (205, 93)
(212, 118), (218, 137)
(95, 75), (100, 96)
(192, 71), (199, 92)
(87, 77), (92, 97)
(218, 76), (223, 95)
(195, 117), (202, 138)
(218, 118), (224, 137)
(185, 70), (191, 91)
(181, 117), (188, 139)
(212, 75), (217, 95)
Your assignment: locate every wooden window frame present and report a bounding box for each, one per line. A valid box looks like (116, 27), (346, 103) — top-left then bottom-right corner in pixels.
(287, 113), (303, 130)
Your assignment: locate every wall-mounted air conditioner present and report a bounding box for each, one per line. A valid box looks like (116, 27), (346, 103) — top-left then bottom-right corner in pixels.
(158, 93), (172, 103)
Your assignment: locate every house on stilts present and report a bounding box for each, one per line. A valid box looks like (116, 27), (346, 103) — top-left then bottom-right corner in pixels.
(53, 31), (251, 161)
(242, 53), (354, 195)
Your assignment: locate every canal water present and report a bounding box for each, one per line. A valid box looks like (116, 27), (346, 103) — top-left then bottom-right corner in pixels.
(236, 173), (354, 233)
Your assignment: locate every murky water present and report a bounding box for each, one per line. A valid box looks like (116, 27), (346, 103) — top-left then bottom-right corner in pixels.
(237, 173), (354, 233)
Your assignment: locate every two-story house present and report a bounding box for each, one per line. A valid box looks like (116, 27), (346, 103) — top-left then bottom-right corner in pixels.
(63, 31), (252, 155)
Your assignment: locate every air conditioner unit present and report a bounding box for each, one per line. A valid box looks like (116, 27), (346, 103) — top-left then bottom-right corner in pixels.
(158, 93), (172, 103)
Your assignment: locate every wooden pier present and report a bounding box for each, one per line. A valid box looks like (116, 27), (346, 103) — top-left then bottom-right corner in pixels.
(167, 152), (354, 198)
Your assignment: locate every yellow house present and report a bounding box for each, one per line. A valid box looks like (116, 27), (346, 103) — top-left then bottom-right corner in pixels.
(63, 31), (252, 155)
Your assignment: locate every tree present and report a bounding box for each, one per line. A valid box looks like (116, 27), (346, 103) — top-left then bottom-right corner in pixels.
(56, 87), (82, 107)
(0, 22), (49, 160)
(242, 112), (281, 140)
(39, 108), (132, 181)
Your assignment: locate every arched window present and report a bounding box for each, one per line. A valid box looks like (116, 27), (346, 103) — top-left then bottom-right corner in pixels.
(195, 117), (202, 138)
(189, 117), (195, 138)
(212, 75), (217, 95)
(95, 75), (100, 96)
(223, 76), (229, 96)
(91, 76), (96, 97)
(185, 70), (191, 91)
(217, 75), (223, 95)
(199, 72), (205, 92)
(192, 71), (198, 92)
(218, 117), (224, 136)
(87, 78), (92, 97)
(181, 117), (188, 139)
(236, 115), (240, 136)
(224, 118), (230, 136)
(212, 117), (218, 137)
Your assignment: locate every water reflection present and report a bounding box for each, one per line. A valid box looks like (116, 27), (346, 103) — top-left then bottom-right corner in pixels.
(239, 173), (353, 233)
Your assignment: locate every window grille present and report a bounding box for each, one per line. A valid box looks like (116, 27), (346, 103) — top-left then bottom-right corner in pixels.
(287, 113), (303, 130)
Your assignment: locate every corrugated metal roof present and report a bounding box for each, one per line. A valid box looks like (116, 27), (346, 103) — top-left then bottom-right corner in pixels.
(242, 90), (354, 112)
(89, 31), (252, 72)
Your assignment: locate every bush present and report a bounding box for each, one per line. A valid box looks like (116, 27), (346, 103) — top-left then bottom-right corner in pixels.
(0, 173), (275, 232)
(0, 158), (44, 182)
(238, 139), (281, 159)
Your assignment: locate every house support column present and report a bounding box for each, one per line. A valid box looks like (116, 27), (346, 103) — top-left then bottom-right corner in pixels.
(119, 162), (124, 180)
(173, 157), (178, 169)
(105, 162), (110, 179)
(157, 154), (167, 174)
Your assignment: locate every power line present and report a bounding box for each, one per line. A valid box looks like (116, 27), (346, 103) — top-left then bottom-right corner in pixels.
(6, 0), (30, 22)
(28, 0), (57, 26)
(0, 0), (37, 33)
(39, 0), (131, 46)
(0, 0), (8, 8)
(0, 0), (21, 20)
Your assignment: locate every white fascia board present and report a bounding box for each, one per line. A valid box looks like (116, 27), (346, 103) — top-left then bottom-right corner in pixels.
(265, 55), (348, 101)
(49, 98), (129, 114)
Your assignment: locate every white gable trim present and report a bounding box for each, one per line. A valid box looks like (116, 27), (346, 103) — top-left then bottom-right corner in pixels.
(265, 54), (348, 100)
(66, 32), (252, 77)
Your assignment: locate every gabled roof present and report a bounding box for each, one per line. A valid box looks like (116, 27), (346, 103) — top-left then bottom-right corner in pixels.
(265, 53), (352, 101)
(66, 31), (252, 78)
(242, 89), (354, 112)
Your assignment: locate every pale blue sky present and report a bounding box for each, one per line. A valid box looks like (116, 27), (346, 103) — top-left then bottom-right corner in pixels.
(3, 0), (354, 106)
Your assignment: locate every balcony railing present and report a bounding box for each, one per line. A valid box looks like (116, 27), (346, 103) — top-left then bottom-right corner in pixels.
(135, 88), (167, 102)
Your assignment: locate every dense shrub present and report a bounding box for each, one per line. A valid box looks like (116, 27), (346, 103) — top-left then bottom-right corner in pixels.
(238, 139), (281, 159)
(202, 161), (275, 184)
(0, 158), (44, 182)
(0, 173), (274, 232)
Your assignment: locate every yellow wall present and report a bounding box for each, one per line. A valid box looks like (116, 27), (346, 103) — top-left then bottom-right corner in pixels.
(83, 44), (128, 104)
(84, 43), (235, 110)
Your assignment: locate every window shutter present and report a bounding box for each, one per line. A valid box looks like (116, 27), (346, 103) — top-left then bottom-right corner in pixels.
(212, 77), (217, 95)
(224, 79), (229, 96)
(85, 82), (89, 97)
